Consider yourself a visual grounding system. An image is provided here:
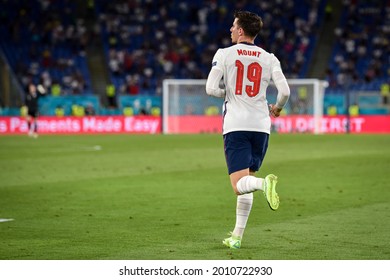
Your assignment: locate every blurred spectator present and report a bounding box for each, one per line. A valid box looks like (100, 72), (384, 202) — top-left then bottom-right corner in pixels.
(349, 103), (359, 117)
(71, 104), (85, 117)
(106, 83), (117, 108)
(55, 106), (65, 117)
(122, 75), (140, 95)
(381, 83), (389, 105)
(327, 105), (337, 116)
(24, 83), (45, 138)
(85, 103), (96, 116)
(51, 80), (62, 96)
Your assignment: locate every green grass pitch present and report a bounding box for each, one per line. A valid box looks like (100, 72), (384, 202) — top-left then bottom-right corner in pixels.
(0, 133), (389, 260)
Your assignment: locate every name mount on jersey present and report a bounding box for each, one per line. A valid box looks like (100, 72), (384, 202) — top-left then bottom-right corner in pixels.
(237, 49), (261, 57)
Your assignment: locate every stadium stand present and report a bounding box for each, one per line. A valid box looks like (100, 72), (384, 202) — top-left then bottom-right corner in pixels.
(323, 0), (389, 115)
(326, 0), (389, 91)
(0, 0), (92, 95)
(96, 0), (326, 96)
(0, 0), (388, 116)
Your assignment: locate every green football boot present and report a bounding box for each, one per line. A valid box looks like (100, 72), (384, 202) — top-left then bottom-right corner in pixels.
(222, 233), (241, 249)
(263, 174), (280, 210)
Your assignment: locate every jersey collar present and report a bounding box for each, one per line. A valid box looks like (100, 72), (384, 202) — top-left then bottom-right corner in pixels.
(239, 42), (255, 46)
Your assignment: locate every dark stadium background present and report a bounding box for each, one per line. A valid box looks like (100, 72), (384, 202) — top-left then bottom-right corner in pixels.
(0, 0), (388, 131)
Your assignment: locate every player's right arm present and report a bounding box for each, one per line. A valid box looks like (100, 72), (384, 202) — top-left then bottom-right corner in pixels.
(206, 49), (226, 98)
(206, 68), (225, 98)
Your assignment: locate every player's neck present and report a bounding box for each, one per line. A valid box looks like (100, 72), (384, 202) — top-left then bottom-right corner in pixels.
(237, 37), (254, 45)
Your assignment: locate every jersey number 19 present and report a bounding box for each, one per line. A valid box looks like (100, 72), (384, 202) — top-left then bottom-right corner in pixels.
(235, 60), (262, 97)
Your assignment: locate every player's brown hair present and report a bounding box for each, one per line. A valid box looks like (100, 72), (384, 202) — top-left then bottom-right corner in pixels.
(234, 10), (263, 38)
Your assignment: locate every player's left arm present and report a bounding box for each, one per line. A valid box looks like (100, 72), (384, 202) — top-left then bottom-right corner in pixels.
(270, 70), (290, 117)
(269, 55), (290, 117)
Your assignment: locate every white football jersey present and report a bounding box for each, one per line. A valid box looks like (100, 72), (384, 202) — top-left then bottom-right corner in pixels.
(211, 42), (283, 135)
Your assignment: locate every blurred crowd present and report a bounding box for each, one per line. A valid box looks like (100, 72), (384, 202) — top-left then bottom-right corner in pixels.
(0, 0), (90, 95)
(97, 0), (324, 95)
(0, 0), (388, 103)
(325, 0), (389, 91)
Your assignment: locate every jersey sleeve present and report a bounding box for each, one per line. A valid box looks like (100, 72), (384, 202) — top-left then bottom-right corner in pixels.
(206, 49), (226, 98)
(270, 55), (290, 109)
(270, 54), (283, 73)
(211, 49), (224, 71)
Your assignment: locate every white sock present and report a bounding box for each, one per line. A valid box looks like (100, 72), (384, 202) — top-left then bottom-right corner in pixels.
(236, 175), (264, 194)
(232, 193), (253, 238)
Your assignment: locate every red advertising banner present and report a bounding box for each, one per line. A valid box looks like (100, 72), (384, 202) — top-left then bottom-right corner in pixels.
(0, 116), (161, 134)
(0, 115), (389, 134)
(273, 115), (390, 134)
(167, 115), (390, 134)
(167, 116), (222, 134)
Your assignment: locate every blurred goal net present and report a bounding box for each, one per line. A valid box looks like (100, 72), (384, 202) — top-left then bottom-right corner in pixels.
(162, 79), (328, 134)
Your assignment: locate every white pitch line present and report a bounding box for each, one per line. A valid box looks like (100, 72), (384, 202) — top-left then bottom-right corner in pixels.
(0, 218), (14, 223)
(82, 145), (102, 151)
